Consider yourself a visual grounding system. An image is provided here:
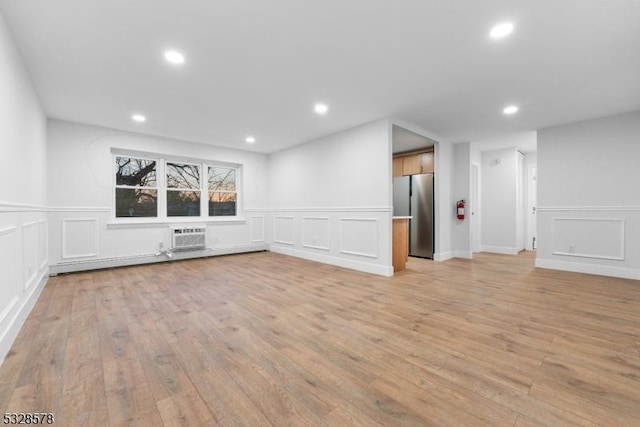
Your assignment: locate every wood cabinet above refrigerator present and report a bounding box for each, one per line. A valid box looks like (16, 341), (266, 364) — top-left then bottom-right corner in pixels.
(393, 150), (434, 177)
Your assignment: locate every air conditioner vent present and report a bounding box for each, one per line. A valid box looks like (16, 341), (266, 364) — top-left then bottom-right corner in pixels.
(171, 226), (206, 251)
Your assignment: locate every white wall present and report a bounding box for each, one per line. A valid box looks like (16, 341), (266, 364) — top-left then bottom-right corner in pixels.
(268, 120), (391, 208)
(480, 147), (519, 254)
(267, 119), (393, 276)
(46, 119), (270, 274)
(451, 142), (471, 258)
(0, 12), (48, 364)
(536, 110), (640, 280)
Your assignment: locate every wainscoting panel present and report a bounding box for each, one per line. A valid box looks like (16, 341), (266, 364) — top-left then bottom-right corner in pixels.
(274, 216), (295, 245)
(62, 218), (99, 259)
(551, 217), (625, 260)
(302, 217), (330, 251)
(22, 221), (38, 290)
(251, 216), (265, 243)
(0, 227), (19, 327)
(536, 207), (640, 280)
(265, 209), (392, 276)
(339, 218), (378, 258)
(0, 210), (49, 365)
(38, 220), (47, 270)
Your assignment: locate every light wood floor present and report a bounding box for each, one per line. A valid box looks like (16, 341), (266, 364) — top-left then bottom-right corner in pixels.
(1, 252), (640, 426)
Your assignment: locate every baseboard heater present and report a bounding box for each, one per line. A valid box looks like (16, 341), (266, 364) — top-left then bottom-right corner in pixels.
(171, 226), (206, 251)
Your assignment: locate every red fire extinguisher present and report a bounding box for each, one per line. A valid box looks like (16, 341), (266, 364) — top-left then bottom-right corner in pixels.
(456, 200), (465, 220)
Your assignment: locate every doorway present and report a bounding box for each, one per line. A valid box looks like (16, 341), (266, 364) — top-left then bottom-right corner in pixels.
(527, 165), (537, 250)
(516, 152), (525, 252)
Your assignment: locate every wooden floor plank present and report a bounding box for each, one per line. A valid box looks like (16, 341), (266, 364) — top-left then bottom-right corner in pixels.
(1, 251), (639, 426)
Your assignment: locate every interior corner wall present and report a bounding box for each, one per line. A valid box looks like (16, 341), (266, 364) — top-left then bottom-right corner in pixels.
(451, 142), (471, 258)
(266, 119), (393, 276)
(536, 110), (640, 280)
(480, 147), (518, 254)
(0, 11), (48, 364)
(45, 119), (270, 274)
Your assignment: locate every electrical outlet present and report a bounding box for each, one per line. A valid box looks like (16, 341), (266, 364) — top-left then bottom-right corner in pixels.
(568, 244), (575, 253)
(158, 242), (164, 251)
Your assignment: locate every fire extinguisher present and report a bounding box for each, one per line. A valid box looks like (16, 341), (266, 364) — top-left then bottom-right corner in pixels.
(456, 200), (465, 220)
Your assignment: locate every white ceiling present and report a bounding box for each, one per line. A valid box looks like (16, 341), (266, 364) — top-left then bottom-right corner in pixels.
(1, 0), (639, 154)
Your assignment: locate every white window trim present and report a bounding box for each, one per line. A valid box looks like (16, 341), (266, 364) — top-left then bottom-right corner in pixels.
(110, 149), (244, 225)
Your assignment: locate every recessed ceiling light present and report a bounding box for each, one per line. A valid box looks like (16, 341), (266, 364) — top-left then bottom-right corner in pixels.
(245, 136), (256, 143)
(132, 114), (146, 122)
(164, 50), (185, 65)
(490, 22), (514, 39)
(503, 105), (519, 115)
(314, 103), (328, 115)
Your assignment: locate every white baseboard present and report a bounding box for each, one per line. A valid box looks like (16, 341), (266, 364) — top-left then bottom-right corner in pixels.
(433, 251), (453, 261)
(481, 245), (520, 255)
(0, 268), (48, 366)
(435, 251), (473, 261)
(269, 245), (393, 277)
(49, 243), (268, 275)
(535, 258), (640, 281)
(433, 252), (453, 261)
(452, 250), (473, 259)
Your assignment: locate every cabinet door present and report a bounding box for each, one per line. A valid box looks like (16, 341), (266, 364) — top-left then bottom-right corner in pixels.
(402, 154), (422, 175)
(392, 157), (403, 177)
(420, 152), (434, 173)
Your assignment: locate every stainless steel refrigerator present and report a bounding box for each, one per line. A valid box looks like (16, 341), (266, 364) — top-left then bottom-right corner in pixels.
(393, 174), (434, 259)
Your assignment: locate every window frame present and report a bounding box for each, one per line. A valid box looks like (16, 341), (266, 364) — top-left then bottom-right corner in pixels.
(110, 149), (243, 225)
(207, 165), (238, 217)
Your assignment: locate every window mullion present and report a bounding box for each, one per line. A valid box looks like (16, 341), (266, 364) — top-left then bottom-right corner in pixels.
(158, 159), (167, 219)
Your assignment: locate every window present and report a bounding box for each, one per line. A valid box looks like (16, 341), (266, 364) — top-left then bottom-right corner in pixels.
(113, 151), (241, 221)
(115, 156), (158, 217)
(167, 162), (201, 217)
(208, 166), (237, 216)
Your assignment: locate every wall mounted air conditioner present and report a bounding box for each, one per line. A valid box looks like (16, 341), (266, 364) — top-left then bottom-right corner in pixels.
(171, 226), (206, 251)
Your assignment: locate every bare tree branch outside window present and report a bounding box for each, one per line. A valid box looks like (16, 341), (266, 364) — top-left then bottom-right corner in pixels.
(115, 156), (157, 217)
(167, 163), (201, 216)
